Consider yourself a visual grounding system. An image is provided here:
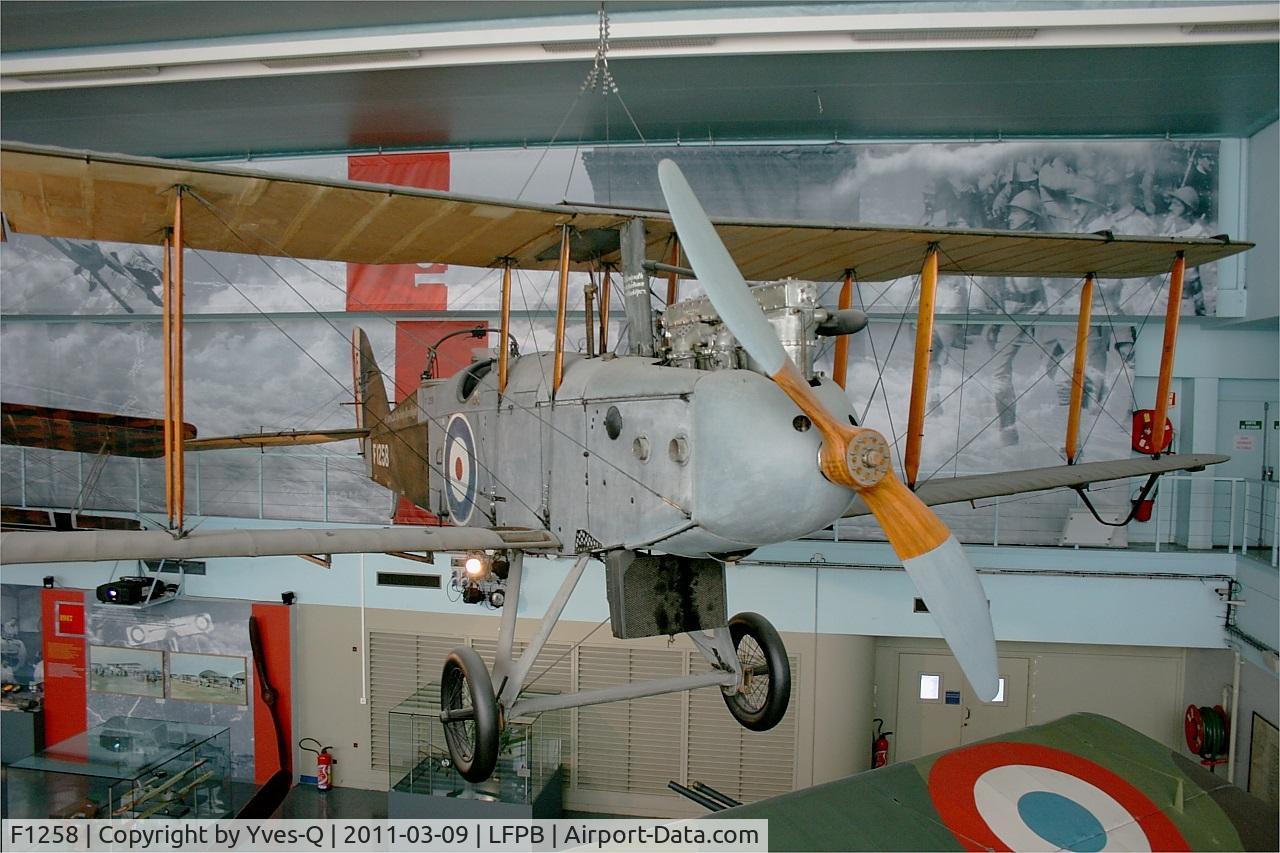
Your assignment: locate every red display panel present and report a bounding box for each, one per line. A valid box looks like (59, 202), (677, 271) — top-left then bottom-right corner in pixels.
(40, 588), (87, 746)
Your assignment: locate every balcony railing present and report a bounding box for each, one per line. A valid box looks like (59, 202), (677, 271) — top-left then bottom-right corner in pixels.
(3, 446), (1276, 565)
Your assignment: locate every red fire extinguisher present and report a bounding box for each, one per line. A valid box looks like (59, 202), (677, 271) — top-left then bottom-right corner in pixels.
(872, 719), (893, 768)
(299, 738), (334, 790)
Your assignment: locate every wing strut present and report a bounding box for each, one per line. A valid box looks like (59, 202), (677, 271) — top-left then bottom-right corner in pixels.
(833, 269), (854, 390)
(163, 191), (188, 531)
(552, 225), (571, 397)
(1151, 252), (1186, 456)
(1065, 274), (1095, 464)
(498, 259), (513, 394)
(599, 265), (613, 355)
(665, 239), (681, 306)
(904, 246), (940, 488)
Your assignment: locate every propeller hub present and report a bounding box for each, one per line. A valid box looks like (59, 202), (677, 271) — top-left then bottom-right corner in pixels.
(845, 430), (891, 488)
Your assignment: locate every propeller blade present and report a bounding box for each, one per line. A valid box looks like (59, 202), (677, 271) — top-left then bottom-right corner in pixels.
(658, 159), (788, 375)
(862, 472), (999, 701)
(658, 158), (868, 477)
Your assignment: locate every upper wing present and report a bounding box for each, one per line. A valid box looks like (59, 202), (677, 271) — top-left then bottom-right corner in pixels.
(0, 525), (560, 564)
(843, 453), (1229, 518)
(706, 712), (1275, 852)
(1, 141), (1250, 283)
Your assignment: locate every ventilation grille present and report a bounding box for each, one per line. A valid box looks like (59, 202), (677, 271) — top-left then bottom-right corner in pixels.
(261, 50), (421, 69)
(369, 631), (461, 772)
(376, 571), (441, 589)
(687, 654), (799, 801)
(577, 647), (685, 794)
(541, 37), (717, 53)
(851, 28), (1037, 41)
(1182, 21), (1279, 34)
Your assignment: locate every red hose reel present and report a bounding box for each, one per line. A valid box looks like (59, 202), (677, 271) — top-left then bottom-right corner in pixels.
(1184, 704), (1230, 769)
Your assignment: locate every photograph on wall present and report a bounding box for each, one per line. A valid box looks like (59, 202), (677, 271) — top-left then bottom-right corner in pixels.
(88, 645), (164, 698)
(1, 584), (44, 711)
(1248, 712), (1279, 810)
(166, 652), (248, 705)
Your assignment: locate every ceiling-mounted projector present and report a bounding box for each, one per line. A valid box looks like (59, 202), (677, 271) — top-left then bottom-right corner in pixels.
(96, 576), (177, 606)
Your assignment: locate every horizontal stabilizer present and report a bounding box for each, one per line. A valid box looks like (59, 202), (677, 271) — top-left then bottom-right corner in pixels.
(843, 453), (1229, 518)
(0, 526), (560, 564)
(1, 142), (1251, 284)
(1, 402), (194, 458)
(185, 427), (368, 452)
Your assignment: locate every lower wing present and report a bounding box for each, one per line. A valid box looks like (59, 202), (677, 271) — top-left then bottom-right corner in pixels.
(843, 453), (1228, 518)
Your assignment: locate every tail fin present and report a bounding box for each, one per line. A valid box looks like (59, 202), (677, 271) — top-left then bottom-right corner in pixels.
(352, 327), (394, 492)
(351, 327), (431, 509)
(352, 327), (390, 437)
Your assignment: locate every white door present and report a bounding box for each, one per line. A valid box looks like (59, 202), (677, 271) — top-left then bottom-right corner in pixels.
(960, 656), (1030, 744)
(893, 653), (1029, 762)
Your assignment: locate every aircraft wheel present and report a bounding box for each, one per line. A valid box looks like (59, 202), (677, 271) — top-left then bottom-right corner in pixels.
(440, 646), (499, 783)
(721, 611), (791, 732)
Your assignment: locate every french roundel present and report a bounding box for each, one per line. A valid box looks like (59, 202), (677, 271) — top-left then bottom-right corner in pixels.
(929, 741), (1188, 852)
(444, 414), (478, 526)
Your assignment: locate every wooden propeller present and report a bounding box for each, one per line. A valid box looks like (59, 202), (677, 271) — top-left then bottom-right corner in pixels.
(659, 159), (998, 700)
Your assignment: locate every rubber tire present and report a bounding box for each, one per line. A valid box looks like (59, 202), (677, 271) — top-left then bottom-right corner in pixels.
(440, 646), (499, 783)
(721, 611), (791, 732)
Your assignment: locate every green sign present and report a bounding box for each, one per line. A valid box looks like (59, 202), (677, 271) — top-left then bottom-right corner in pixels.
(1239, 420), (1263, 430)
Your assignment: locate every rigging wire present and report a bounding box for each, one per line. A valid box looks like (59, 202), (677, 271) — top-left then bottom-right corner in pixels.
(187, 243), (548, 526)
(185, 190), (689, 518)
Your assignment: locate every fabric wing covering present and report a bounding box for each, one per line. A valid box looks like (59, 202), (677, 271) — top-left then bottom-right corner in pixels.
(0, 142), (1252, 283)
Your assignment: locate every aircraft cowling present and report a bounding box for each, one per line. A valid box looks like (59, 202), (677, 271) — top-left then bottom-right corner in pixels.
(663, 368), (857, 556)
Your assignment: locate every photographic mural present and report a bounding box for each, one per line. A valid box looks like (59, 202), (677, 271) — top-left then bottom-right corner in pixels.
(0, 140), (1224, 539)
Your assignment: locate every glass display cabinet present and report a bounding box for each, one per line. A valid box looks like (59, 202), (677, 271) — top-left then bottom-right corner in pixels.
(388, 685), (567, 818)
(5, 716), (230, 819)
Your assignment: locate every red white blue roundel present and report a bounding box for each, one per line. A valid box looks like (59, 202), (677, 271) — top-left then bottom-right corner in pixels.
(444, 414), (478, 525)
(929, 742), (1187, 852)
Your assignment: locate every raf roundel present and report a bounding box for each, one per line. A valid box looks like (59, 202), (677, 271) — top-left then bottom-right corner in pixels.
(928, 741), (1188, 852)
(444, 414), (478, 526)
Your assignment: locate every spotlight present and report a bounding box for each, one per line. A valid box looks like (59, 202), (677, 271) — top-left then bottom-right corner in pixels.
(464, 553), (489, 578)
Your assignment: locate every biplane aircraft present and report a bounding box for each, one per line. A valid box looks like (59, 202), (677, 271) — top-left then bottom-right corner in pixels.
(0, 142), (1248, 782)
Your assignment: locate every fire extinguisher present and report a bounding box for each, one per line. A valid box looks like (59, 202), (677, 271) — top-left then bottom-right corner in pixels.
(299, 738), (334, 791)
(872, 719), (893, 768)
(1132, 483), (1158, 522)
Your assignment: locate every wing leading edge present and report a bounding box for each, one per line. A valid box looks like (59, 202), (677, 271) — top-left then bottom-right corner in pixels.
(0, 526), (560, 564)
(1, 141), (1251, 284)
(843, 453), (1229, 518)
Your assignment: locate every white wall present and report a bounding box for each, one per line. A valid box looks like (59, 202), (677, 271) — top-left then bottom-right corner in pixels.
(1246, 121), (1279, 323)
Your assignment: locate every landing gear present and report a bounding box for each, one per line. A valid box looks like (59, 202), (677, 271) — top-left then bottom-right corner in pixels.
(721, 611), (791, 732)
(439, 646), (499, 783)
(437, 552), (790, 783)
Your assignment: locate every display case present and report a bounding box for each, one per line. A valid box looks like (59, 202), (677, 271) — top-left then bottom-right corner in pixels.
(5, 716), (231, 819)
(388, 685), (567, 818)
